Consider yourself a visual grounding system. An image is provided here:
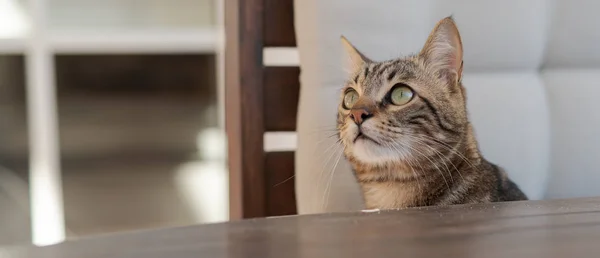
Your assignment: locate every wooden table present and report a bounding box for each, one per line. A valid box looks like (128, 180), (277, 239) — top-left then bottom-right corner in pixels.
(5, 198), (600, 257)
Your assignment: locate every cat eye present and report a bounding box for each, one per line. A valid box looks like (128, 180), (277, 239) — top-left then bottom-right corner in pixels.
(389, 85), (414, 106)
(343, 89), (359, 109)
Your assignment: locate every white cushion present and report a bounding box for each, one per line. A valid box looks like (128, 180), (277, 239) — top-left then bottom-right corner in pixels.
(542, 69), (600, 199)
(544, 1), (600, 68)
(463, 73), (550, 200)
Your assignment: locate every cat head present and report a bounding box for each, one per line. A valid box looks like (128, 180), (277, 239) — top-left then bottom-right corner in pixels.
(337, 17), (469, 167)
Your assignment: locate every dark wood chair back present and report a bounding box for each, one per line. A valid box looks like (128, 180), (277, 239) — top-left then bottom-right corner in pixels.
(225, 0), (300, 219)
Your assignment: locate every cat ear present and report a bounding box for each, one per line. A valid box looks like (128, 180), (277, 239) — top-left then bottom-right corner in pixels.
(340, 36), (371, 74)
(419, 16), (464, 84)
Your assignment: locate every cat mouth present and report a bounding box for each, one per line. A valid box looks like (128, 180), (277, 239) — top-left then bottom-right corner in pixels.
(354, 132), (379, 145)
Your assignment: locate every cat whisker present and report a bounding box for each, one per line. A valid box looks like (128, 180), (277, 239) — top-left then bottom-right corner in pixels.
(402, 135), (459, 184)
(323, 148), (344, 209)
(405, 133), (476, 169)
(307, 129), (339, 136)
(315, 124), (339, 129)
(419, 139), (465, 182)
(377, 125), (455, 187)
(306, 125), (340, 138)
(387, 141), (424, 198)
(309, 124), (339, 131)
(315, 142), (342, 208)
(313, 138), (341, 160)
(273, 175), (295, 187)
(423, 143), (454, 183)
(403, 134), (471, 182)
(392, 138), (450, 191)
(313, 133), (341, 147)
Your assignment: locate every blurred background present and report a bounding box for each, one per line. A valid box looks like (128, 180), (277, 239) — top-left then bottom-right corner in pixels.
(0, 0), (228, 246)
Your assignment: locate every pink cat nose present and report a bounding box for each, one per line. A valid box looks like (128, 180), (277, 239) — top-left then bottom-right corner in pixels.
(349, 109), (373, 125)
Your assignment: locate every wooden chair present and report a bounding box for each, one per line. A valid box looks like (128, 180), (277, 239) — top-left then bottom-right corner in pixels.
(225, 0), (299, 219)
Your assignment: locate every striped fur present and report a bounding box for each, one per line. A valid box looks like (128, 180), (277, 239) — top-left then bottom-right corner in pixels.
(337, 17), (527, 209)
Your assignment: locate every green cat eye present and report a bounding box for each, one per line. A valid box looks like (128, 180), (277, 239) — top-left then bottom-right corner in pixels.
(343, 89), (359, 109)
(390, 85), (414, 106)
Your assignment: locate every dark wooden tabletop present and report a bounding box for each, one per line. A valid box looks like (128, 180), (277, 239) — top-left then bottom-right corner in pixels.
(5, 197), (600, 258)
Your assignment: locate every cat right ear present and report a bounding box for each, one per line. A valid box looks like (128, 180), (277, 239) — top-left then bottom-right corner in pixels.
(418, 17), (463, 84)
(340, 36), (371, 74)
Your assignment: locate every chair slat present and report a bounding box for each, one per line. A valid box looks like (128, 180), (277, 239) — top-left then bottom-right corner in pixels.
(264, 0), (296, 47)
(265, 151), (297, 216)
(225, 0), (268, 219)
(227, 0), (300, 219)
(264, 67), (300, 131)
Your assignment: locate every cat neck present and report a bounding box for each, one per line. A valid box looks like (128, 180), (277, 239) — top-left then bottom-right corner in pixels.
(352, 129), (484, 209)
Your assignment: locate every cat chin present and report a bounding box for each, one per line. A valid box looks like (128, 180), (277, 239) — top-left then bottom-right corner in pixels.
(351, 139), (406, 164)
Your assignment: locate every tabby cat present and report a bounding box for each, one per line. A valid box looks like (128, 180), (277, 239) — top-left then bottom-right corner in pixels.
(337, 17), (527, 209)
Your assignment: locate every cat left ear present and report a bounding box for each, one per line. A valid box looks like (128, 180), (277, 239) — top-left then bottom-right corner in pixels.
(419, 16), (464, 84)
(340, 36), (371, 74)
